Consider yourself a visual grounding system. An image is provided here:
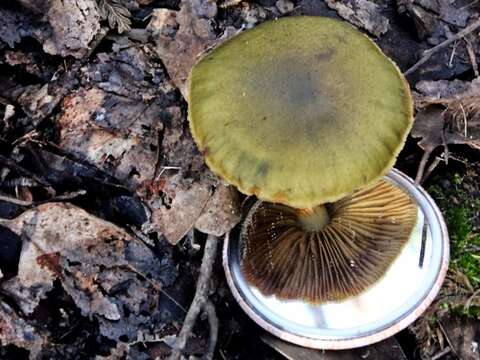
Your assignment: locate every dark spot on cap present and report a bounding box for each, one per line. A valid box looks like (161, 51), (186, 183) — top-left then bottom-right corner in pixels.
(257, 162), (270, 178)
(315, 47), (335, 62)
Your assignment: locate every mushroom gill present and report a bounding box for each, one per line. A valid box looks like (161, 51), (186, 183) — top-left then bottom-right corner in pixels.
(240, 180), (418, 303)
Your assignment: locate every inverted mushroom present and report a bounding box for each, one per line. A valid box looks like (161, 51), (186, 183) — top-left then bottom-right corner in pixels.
(241, 180), (417, 302)
(188, 16), (416, 302)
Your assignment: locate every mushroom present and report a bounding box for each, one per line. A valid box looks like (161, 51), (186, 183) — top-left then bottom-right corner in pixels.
(188, 16), (416, 302)
(241, 180), (417, 302)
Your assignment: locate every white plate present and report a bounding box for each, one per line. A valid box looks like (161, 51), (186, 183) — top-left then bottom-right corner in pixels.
(223, 169), (449, 349)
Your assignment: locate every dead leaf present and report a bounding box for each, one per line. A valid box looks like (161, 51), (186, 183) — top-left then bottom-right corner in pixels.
(411, 267), (480, 359)
(138, 173), (214, 244)
(42, 0), (102, 58)
(54, 47), (220, 244)
(413, 80), (480, 152)
(147, 8), (178, 38)
(58, 87), (160, 189)
(324, 0), (389, 37)
(415, 78), (476, 99)
(0, 301), (45, 359)
(149, 0), (220, 98)
(195, 184), (241, 236)
(97, 0), (132, 34)
(412, 78), (480, 182)
(4, 50), (41, 77)
(0, 202), (178, 344)
(397, 0), (474, 42)
(412, 105), (445, 155)
(275, 0), (295, 14)
(0, 9), (34, 48)
(0, 203), (130, 315)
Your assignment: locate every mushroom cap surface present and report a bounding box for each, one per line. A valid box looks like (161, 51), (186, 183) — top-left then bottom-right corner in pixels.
(240, 179), (418, 303)
(189, 16), (413, 208)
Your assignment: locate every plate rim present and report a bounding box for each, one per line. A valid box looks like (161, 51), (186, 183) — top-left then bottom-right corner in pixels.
(222, 168), (450, 350)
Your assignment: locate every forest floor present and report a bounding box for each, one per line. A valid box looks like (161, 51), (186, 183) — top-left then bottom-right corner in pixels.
(0, 0), (479, 359)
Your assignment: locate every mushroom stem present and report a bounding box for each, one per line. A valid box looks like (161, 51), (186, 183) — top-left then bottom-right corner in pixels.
(297, 205), (330, 232)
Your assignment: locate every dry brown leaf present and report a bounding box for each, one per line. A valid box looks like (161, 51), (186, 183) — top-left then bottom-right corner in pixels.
(195, 183), (241, 236)
(97, 0), (132, 34)
(412, 78), (480, 182)
(55, 47), (230, 244)
(411, 268), (480, 359)
(0, 202), (178, 345)
(149, 0), (221, 98)
(139, 173), (214, 243)
(0, 301), (46, 359)
(324, 0), (389, 37)
(413, 89), (480, 152)
(58, 87), (159, 189)
(42, 0), (102, 58)
(0, 203), (131, 316)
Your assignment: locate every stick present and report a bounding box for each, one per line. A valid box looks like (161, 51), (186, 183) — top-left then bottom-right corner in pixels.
(0, 193), (32, 206)
(405, 18), (480, 76)
(203, 299), (219, 360)
(437, 320), (458, 358)
(0, 190), (86, 207)
(431, 346), (451, 360)
(415, 148), (433, 185)
(0, 154), (53, 191)
(421, 156), (443, 184)
(170, 235), (219, 360)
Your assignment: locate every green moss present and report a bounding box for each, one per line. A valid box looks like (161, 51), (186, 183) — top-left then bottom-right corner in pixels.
(429, 179), (480, 283)
(428, 171), (480, 317)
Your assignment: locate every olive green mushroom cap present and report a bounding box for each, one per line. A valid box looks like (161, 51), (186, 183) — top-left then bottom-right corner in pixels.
(188, 16), (413, 208)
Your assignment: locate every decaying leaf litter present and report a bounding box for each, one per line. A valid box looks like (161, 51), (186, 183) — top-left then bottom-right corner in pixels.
(0, 0), (479, 359)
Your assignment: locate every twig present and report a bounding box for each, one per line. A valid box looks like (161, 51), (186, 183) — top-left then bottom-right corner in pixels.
(458, 102), (468, 139)
(464, 288), (480, 313)
(49, 190), (86, 201)
(0, 193), (32, 206)
(203, 299), (219, 360)
(421, 156), (443, 184)
(460, 0), (479, 9)
(170, 235), (219, 360)
(448, 40), (458, 68)
(415, 148), (433, 185)
(0, 154), (54, 192)
(0, 190), (86, 207)
(440, 128), (450, 164)
(128, 225), (155, 247)
(437, 320), (458, 358)
(405, 18), (480, 76)
(431, 346), (451, 360)
(464, 37), (479, 77)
